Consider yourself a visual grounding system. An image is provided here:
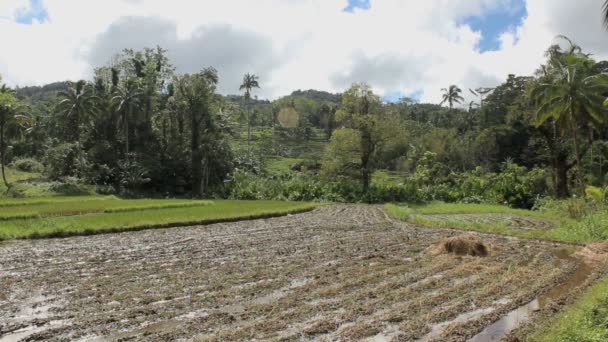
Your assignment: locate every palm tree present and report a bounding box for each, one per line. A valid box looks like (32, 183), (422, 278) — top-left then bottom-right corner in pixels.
(112, 78), (143, 156)
(239, 73), (260, 146)
(440, 85), (464, 110)
(532, 60), (608, 191)
(604, 1), (608, 28)
(56, 80), (96, 143)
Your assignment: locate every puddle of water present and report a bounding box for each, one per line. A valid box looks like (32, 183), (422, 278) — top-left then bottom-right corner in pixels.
(108, 320), (182, 340)
(0, 326), (45, 342)
(419, 307), (496, 342)
(0, 320), (66, 342)
(469, 300), (539, 342)
(469, 248), (593, 342)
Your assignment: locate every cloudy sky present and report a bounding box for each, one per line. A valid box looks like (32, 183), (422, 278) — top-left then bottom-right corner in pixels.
(0, 0), (606, 103)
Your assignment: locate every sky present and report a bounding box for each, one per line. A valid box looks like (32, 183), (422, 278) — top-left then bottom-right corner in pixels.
(0, 0), (607, 104)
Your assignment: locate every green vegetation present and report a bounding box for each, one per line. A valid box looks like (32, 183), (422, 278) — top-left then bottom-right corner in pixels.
(385, 200), (608, 243)
(0, 35), (605, 209)
(529, 276), (608, 342)
(0, 199), (317, 240)
(0, 197), (212, 220)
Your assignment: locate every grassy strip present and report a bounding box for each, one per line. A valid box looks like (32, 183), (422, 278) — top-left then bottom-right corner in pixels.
(0, 195), (113, 207)
(384, 203), (588, 243)
(0, 199), (211, 220)
(527, 277), (608, 342)
(0, 200), (318, 240)
(408, 201), (561, 219)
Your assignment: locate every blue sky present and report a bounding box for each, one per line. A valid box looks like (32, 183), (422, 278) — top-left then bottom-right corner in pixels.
(383, 89), (423, 103)
(15, 0), (48, 24)
(344, 0), (371, 13)
(2, 0), (599, 103)
(461, 0), (528, 52)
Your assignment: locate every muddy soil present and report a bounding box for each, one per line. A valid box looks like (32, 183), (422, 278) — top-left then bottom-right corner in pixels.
(0, 205), (586, 341)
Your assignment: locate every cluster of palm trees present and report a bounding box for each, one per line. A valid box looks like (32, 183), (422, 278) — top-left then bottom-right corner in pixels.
(531, 36), (608, 192)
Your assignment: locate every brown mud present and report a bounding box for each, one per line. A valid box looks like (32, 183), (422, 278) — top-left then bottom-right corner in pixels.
(0, 205), (597, 341)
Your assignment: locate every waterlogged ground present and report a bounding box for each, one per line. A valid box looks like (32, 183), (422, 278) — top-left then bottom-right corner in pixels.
(0, 205), (587, 341)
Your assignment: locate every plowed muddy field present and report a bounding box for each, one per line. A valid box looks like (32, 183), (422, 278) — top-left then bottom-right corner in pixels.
(0, 205), (588, 341)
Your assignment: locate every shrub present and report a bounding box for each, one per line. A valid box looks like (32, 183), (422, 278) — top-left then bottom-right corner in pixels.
(47, 177), (94, 196)
(43, 143), (88, 180)
(10, 158), (44, 173)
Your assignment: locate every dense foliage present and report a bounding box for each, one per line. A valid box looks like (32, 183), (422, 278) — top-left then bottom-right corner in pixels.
(1, 36), (608, 207)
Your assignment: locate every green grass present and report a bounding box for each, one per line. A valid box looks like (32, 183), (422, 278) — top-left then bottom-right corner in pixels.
(0, 197), (212, 220)
(266, 158), (303, 175)
(384, 202), (587, 243)
(528, 277), (608, 342)
(0, 195), (109, 207)
(407, 201), (561, 218)
(0, 167), (97, 198)
(0, 200), (318, 240)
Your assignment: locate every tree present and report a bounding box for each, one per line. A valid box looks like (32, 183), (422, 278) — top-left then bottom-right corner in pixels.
(324, 83), (403, 198)
(175, 68), (219, 197)
(440, 85), (464, 110)
(113, 78), (144, 157)
(604, 1), (608, 28)
(56, 81), (96, 143)
(0, 87), (21, 188)
(239, 73), (260, 146)
(532, 45), (608, 191)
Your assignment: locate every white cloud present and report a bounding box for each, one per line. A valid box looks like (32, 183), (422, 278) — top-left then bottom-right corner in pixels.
(0, 0), (606, 103)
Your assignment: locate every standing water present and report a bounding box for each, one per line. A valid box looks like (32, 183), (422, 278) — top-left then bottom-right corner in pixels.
(469, 249), (593, 341)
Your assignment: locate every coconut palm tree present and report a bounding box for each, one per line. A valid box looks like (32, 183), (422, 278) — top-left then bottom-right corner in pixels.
(56, 80), (96, 143)
(440, 85), (464, 110)
(604, 1), (608, 28)
(532, 59), (608, 191)
(112, 78), (144, 156)
(239, 73), (260, 145)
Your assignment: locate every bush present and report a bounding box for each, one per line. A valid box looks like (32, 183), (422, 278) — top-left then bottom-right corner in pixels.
(47, 177), (94, 196)
(43, 143), (88, 180)
(10, 158), (44, 173)
(226, 170), (421, 203)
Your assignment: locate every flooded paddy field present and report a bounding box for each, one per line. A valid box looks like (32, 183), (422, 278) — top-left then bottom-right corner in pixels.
(0, 205), (598, 341)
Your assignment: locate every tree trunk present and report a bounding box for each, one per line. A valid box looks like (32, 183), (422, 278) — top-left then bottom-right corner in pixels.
(191, 113), (204, 198)
(0, 123), (9, 189)
(125, 105), (131, 156)
(360, 128), (372, 202)
(246, 96), (251, 149)
(539, 123), (570, 198)
(571, 115), (584, 193)
(554, 158), (570, 198)
(72, 110), (80, 143)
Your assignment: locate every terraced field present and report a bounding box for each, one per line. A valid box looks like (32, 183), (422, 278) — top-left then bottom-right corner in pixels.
(0, 205), (596, 341)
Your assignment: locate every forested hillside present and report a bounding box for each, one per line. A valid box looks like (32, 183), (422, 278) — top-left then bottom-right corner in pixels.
(1, 37), (607, 210)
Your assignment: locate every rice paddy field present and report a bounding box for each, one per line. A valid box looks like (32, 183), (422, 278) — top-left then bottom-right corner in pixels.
(0, 197), (317, 240)
(1, 204), (606, 341)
